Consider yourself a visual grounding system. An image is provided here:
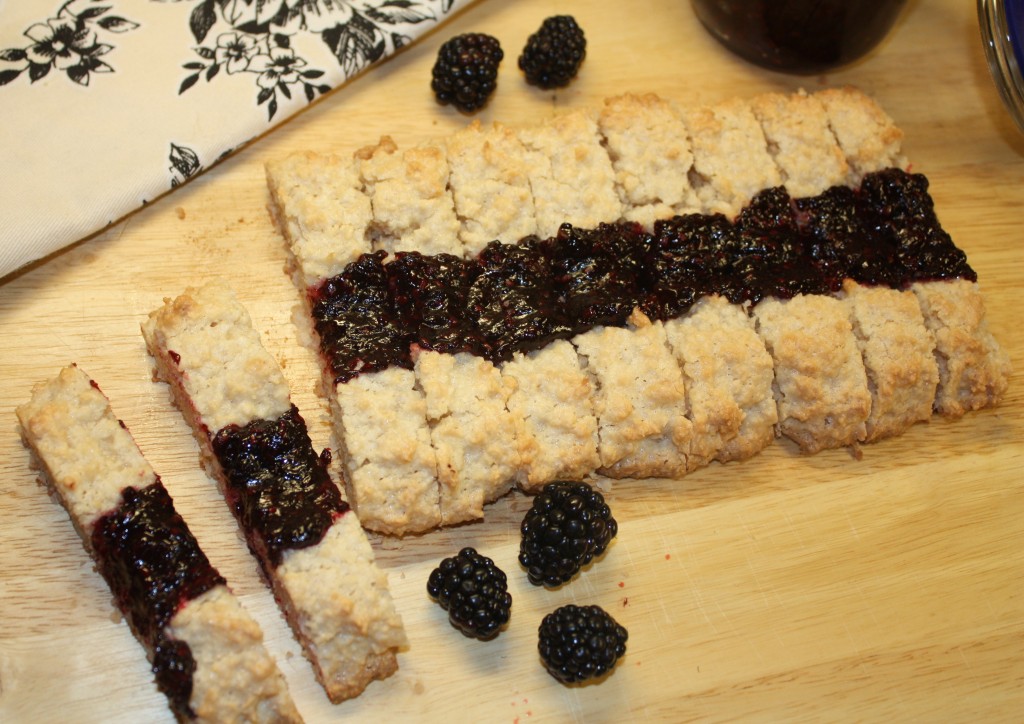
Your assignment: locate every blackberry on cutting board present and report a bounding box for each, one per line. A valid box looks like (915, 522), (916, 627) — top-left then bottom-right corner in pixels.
(538, 604), (628, 684)
(518, 15), (587, 89)
(431, 33), (504, 113)
(426, 547), (512, 640)
(519, 481), (617, 587)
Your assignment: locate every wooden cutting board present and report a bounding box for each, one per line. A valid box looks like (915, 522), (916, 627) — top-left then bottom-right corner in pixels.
(1, 0), (1021, 721)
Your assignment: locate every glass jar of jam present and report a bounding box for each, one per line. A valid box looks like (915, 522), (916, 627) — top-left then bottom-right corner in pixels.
(690, 0), (908, 74)
(978, 0), (1024, 132)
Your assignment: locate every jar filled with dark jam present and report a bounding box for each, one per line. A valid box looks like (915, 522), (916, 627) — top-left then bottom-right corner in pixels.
(690, 0), (908, 73)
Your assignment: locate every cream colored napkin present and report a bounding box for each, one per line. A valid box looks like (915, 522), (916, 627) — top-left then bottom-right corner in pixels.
(0, 0), (473, 278)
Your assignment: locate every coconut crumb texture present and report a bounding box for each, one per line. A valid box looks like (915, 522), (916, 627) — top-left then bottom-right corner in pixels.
(141, 283), (292, 433)
(16, 365), (153, 531)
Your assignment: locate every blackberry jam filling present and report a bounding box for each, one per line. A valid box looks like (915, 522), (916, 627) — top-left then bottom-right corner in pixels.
(91, 481), (225, 720)
(388, 251), (485, 356)
(312, 168), (974, 381)
(311, 250), (411, 383)
(468, 239), (573, 363)
(211, 405), (349, 569)
(545, 221), (651, 331)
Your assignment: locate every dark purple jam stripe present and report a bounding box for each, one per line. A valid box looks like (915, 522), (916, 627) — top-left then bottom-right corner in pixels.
(311, 168), (975, 381)
(91, 480), (225, 721)
(388, 250), (484, 356)
(211, 405), (349, 569)
(309, 250), (412, 383)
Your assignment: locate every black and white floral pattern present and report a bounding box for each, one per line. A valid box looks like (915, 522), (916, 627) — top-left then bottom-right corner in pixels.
(0, 0), (139, 87)
(0, 0), (469, 278)
(179, 0), (448, 120)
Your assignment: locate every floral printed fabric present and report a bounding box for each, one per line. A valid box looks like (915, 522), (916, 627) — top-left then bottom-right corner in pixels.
(0, 0), (472, 278)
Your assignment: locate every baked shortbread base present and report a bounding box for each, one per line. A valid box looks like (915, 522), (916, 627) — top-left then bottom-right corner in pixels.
(16, 364), (301, 723)
(266, 87), (1010, 536)
(141, 283), (407, 703)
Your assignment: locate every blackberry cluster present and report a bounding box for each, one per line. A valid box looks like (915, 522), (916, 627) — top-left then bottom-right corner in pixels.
(426, 547), (512, 640)
(519, 481), (618, 587)
(538, 604), (628, 684)
(431, 33), (504, 113)
(518, 16), (587, 89)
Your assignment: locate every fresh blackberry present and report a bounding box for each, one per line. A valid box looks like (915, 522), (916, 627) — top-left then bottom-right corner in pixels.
(431, 33), (504, 113)
(518, 16), (587, 89)
(519, 481), (617, 588)
(538, 604), (628, 684)
(426, 547), (512, 640)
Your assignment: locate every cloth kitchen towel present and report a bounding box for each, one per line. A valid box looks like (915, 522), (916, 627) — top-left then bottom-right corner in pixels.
(0, 0), (474, 279)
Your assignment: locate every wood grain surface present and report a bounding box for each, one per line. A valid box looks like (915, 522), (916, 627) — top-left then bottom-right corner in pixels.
(1, 0), (1021, 721)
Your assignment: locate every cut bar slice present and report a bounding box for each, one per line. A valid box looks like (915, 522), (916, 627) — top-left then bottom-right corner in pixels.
(817, 86), (907, 185)
(501, 338), (601, 492)
(572, 309), (693, 478)
(750, 90), (849, 199)
(414, 349), (518, 524)
(911, 278), (1012, 418)
(16, 365), (300, 723)
(333, 366), (443, 535)
(663, 294), (777, 465)
(265, 150), (373, 291)
(753, 293), (872, 453)
(142, 283), (407, 703)
(445, 120), (538, 255)
(597, 92), (701, 229)
(355, 135), (463, 257)
(841, 280), (939, 441)
(517, 108), (623, 239)
(685, 96), (783, 219)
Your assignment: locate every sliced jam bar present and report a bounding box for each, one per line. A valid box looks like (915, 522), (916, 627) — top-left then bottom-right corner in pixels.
(516, 107), (623, 239)
(749, 89), (849, 199)
(501, 338), (601, 492)
(264, 150), (373, 292)
(141, 284), (406, 703)
(573, 309), (694, 478)
(684, 96), (783, 219)
(597, 92), (701, 229)
(911, 278), (1011, 418)
(840, 280), (939, 442)
(816, 86), (907, 185)
(356, 135), (463, 257)
(754, 292), (873, 453)
(662, 294), (777, 465)
(16, 365), (300, 723)
(414, 349), (519, 524)
(265, 88), (1010, 535)
(445, 119), (539, 254)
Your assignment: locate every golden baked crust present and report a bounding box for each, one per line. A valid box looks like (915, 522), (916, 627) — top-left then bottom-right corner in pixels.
(356, 135), (463, 257)
(911, 279), (1012, 418)
(143, 284), (407, 703)
(502, 339), (601, 491)
(841, 280), (939, 441)
(750, 89), (849, 198)
(664, 294), (777, 465)
(446, 120), (538, 253)
(598, 92), (701, 228)
(573, 310), (692, 478)
(414, 349), (518, 525)
(685, 96), (783, 219)
(754, 294), (872, 453)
